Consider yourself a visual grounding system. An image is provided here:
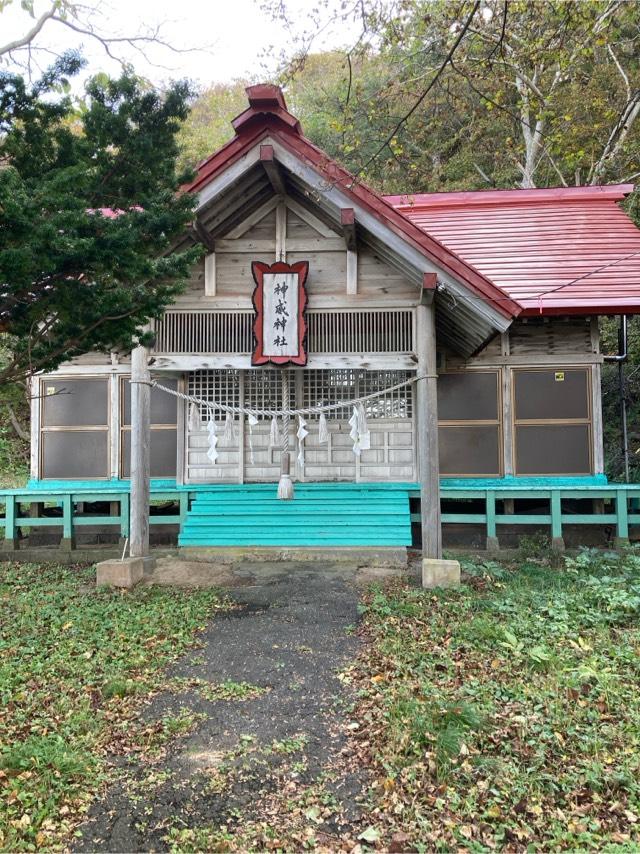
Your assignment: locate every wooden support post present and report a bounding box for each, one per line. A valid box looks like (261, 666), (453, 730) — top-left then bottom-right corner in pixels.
(615, 488), (629, 547)
(341, 209), (358, 296)
(550, 490), (564, 551)
(129, 345), (153, 565)
(204, 252), (217, 297)
(4, 495), (17, 551)
(486, 491), (499, 551)
(60, 493), (75, 550)
(417, 301), (442, 561)
(120, 492), (130, 539)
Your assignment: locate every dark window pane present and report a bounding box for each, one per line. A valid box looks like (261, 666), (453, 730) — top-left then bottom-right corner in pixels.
(438, 372), (499, 421)
(42, 379), (108, 427)
(515, 424), (591, 474)
(439, 424), (501, 476)
(42, 431), (108, 478)
(514, 369), (589, 421)
(121, 429), (177, 478)
(122, 378), (178, 425)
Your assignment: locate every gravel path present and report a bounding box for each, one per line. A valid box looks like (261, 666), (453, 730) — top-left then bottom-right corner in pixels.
(76, 566), (369, 852)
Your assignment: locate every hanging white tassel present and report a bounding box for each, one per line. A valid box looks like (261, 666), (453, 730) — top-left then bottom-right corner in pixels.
(247, 413), (258, 465)
(277, 464), (294, 499)
(269, 416), (281, 449)
(296, 415), (309, 468)
(223, 411), (235, 444)
(206, 416), (218, 464)
(188, 401), (200, 433)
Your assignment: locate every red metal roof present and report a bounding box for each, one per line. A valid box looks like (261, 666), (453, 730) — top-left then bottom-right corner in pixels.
(186, 84), (640, 317)
(386, 186), (640, 315)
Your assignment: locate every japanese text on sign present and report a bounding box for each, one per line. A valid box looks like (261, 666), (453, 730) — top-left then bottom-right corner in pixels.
(262, 272), (299, 357)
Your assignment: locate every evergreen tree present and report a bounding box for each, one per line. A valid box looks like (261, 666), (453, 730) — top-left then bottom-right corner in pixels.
(0, 52), (199, 384)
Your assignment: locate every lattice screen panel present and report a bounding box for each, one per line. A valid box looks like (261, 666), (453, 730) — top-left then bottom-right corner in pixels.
(189, 370), (241, 420)
(154, 310), (414, 355)
(245, 369), (285, 412)
(303, 370), (413, 420)
(184, 368), (416, 483)
(306, 310), (413, 354)
(155, 312), (253, 354)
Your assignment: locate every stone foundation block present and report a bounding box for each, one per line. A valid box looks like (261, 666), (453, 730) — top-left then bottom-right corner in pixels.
(422, 557), (461, 589)
(96, 556), (154, 588)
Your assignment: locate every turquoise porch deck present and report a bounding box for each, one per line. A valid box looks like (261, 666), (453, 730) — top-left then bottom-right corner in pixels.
(0, 476), (637, 549)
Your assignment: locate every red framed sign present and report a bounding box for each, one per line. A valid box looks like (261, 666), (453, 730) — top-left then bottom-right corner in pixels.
(251, 260), (309, 366)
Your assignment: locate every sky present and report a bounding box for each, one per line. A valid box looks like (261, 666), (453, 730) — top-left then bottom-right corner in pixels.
(1, 0), (359, 88)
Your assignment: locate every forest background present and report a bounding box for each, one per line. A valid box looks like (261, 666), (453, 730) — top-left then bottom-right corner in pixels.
(1, 0), (639, 484)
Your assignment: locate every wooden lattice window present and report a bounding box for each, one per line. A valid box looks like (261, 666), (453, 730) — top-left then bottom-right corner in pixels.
(188, 370), (241, 420)
(303, 370), (413, 419)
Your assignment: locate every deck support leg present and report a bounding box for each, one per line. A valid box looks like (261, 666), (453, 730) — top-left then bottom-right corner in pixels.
(615, 489), (630, 548)
(550, 491), (564, 552)
(60, 493), (75, 551)
(485, 491), (499, 551)
(3, 496), (17, 551)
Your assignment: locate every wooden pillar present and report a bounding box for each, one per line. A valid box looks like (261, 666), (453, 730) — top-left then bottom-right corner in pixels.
(130, 345), (151, 559)
(416, 301), (442, 559)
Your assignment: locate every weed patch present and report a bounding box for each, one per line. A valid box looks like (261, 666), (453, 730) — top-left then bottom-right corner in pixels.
(0, 562), (225, 849)
(352, 548), (640, 850)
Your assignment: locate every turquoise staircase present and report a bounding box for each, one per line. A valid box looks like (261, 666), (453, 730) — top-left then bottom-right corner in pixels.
(178, 484), (412, 547)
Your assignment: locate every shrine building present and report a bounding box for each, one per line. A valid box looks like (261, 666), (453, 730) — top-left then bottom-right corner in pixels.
(16, 84), (640, 561)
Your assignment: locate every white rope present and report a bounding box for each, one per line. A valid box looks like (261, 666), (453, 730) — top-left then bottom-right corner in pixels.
(134, 374), (427, 419)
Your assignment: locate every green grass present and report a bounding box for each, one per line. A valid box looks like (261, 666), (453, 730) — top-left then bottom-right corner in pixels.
(0, 562), (225, 850)
(356, 548), (640, 851)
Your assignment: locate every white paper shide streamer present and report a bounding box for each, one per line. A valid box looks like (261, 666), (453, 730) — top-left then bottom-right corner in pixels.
(223, 412), (235, 444)
(206, 414), (218, 464)
(269, 416), (281, 450)
(188, 402), (200, 433)
(318, 412), (329, 444)
(349, 404), (370, 456)
(247, 413), (259, 464)
(296, 415), (309, 468)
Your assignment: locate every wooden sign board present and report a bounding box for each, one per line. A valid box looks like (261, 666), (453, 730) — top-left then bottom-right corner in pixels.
(251, 260), (309, 366)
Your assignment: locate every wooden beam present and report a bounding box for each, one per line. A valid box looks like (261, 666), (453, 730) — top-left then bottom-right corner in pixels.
(191, 218), (215, 252)
(260, 144), (287, 196)
(346, 249), (358, 296)
(421, 272), (437, 306)
(204, 252), (216, 297)
(341, 208), (356, 250)
(416, 302), (442, 561)
(276, 201), (287, 262)
(129, 345), (151, 560)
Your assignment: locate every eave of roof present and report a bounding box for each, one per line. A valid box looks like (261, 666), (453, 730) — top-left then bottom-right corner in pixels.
(183, 87), (519, 321)
(184, 85), (640, 319)
(386, 185), (640, 316)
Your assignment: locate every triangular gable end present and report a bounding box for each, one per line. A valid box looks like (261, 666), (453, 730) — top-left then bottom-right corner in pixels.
(184, 85), (521, 357)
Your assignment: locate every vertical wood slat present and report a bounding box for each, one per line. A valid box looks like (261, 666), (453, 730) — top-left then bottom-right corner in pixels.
(153, 309), (414, 355)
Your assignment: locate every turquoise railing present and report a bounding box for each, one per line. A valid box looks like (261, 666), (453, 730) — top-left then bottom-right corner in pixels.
(0, 489), (189, 549)
(410, 483), (640, 546)
(1, 479), (639, 550)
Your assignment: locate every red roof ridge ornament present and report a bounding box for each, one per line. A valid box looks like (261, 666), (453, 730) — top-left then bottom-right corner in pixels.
(232, 84), (302, 137)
